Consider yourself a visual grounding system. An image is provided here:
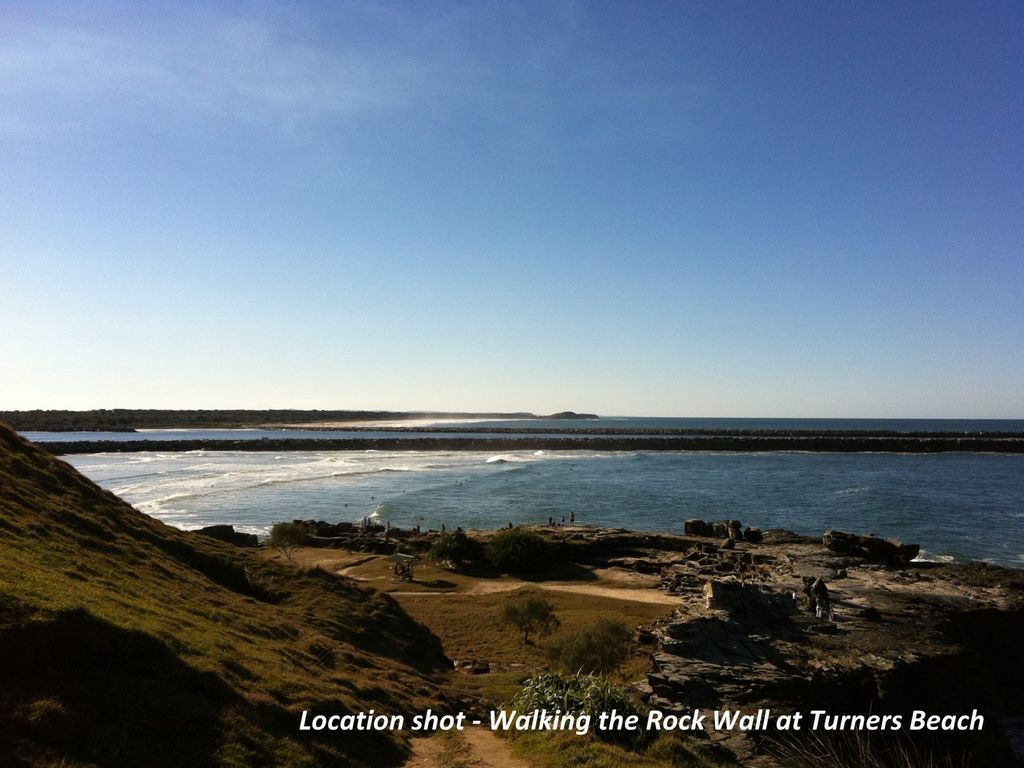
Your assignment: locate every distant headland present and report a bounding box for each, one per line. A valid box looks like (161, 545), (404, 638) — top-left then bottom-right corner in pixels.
(0, 408), (599, 432)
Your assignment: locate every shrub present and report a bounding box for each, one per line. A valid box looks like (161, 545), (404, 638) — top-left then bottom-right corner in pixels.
(502, 594), (559, 644)
(511, 672), (644, 744)
(485, 528), (554, 573)
(547, 618), (633, 674)
(429, 530), (481, 567)
(268, 521), (309, 561)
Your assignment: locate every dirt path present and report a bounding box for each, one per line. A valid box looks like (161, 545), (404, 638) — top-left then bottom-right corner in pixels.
(402, 733), (446, 768)
(322, 550), (679, 604)
(463, 728), (530, 768)
(403, 728), (530, 768)
(334, 555), (379, 576)
(469, 580), (680, 604)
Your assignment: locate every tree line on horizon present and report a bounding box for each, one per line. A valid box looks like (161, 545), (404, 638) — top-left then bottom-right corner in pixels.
(0, 408), (539, 432)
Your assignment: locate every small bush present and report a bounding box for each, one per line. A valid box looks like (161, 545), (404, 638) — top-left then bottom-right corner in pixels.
(501, 594), (559, 644)
(547, 618), (633, 674)
(485, 529), (554, 573)
(429, 530), (481, 567)
(511, 672), (644, 744)
(268, 521), (309, 561)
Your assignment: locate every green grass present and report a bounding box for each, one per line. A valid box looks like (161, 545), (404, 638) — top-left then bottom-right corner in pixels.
(510, 731), (726, 768)
(0, 423), (449, 768)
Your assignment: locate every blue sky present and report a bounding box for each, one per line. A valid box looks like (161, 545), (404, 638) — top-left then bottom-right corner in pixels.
(2, 1), (1021, 416)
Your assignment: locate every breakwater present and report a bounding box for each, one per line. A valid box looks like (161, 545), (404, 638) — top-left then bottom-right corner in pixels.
(40, 435), (1024, 454)
(291, 425), (1024, 438)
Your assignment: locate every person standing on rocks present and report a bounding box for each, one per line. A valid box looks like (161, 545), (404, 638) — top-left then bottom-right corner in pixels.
(812, 578), (831, 619)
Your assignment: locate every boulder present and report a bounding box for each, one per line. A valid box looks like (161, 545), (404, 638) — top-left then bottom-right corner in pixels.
(860, 536), (901, 560)
(743, 527), (764, 543)
(608, 556), (663, 574)
(684, 519), (712, 536)
(685, 519), (757, 541)
(823, 529), (919, 565)
(702, 579), (795, 617)
(454, 659), (490, 675)
(823, 529), (861, 554)
(895, 542), (921, 562)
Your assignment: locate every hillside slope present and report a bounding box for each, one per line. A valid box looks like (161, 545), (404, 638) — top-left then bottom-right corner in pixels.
(0, 423), (449, 768)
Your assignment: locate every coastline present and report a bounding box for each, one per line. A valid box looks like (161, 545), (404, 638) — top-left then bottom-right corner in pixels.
(5, 418), (1023, 767)
(263, 520), (1024, 766)
(62, 446), (1024, 568)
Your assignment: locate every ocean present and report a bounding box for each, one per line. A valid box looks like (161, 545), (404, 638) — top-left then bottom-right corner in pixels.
(62, 445), (1024, 568)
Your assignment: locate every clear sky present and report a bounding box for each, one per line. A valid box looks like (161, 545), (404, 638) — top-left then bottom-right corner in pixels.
(2, 1), (1021, 417)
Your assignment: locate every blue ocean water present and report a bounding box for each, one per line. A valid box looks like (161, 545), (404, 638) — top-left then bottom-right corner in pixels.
(475, 417), (1024, 432)
(65, 448), (1024, 568)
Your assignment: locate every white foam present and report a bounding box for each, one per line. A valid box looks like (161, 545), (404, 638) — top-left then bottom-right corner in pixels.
(486, 454), (537, 464)
(912, 549), (956, 564)
(835, 485), (873, 495)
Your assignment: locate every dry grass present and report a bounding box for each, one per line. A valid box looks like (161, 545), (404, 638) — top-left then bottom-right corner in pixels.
(283, 550), (673, 707)
(394, 587), (666, 668)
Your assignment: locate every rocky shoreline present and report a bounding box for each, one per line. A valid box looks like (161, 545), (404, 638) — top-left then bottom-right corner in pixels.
(642, 523), (1024, 765)
(233, 519), (1024, 766)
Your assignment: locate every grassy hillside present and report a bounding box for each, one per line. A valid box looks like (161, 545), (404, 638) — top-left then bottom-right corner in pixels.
(0, 422), (449, 768)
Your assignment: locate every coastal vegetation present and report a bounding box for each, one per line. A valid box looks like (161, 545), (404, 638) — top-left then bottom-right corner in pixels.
(278, 549), (715, 767)
(268, 520), (312, 561)
(285, 546), (672, 687)
(501, 594), (560, 644)
(547, 618), (634, 674)
(510, 731), (722, 768)
(1, 408), (596, 431)
(510, 672), (644, 744)
(485, 528), (557, 573)
(429, 529), (482, 567)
